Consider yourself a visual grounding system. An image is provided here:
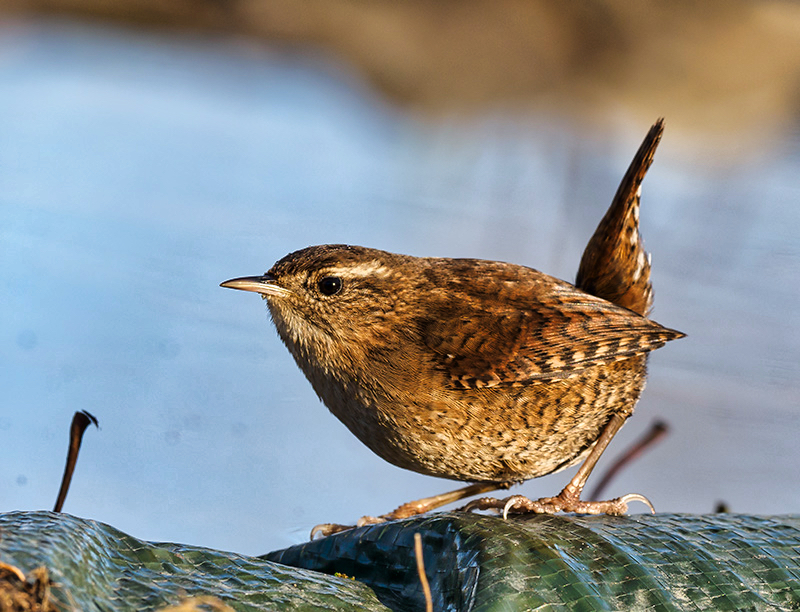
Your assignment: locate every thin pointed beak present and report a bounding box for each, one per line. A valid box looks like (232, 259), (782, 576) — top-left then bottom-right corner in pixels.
(220, 274), (291, 297)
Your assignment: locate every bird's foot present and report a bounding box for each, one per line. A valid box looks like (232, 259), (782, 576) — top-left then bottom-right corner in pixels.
(462, 490), (654, 519)
(310, 515), (387, 539)
(308, 482), (507, 538)
(310, 522), (352, 538)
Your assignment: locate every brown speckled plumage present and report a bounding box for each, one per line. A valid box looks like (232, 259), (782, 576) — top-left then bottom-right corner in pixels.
(222, 119), (683, 525)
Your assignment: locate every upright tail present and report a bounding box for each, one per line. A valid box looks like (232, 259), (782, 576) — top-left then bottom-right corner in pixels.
(576, 119), (664, 317)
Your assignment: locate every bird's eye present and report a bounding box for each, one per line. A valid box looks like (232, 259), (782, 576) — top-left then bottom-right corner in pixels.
(317, 276), (343, 296)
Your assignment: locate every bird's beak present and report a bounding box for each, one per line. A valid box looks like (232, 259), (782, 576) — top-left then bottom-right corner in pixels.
(220, 274), (291, 298)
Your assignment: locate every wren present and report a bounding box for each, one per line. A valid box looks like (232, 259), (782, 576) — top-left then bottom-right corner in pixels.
(222, 119), (683, 533)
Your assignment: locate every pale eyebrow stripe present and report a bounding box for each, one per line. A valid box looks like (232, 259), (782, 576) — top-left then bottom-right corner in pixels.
(324, 261), (394, 278)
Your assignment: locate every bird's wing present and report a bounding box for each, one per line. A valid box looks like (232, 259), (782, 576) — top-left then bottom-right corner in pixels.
(418, 269), (683, 389)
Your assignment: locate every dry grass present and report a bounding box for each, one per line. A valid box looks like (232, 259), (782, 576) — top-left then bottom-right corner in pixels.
(0, 562), (58, 612)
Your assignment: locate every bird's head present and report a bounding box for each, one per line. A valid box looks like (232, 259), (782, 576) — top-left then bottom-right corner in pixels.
(221, 244), (418, 363)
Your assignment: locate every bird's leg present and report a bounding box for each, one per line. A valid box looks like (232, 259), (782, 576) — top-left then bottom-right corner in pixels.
(463, 413), (654, 517)
(366, 481), (510, 521)
(311, 414), (653, 538)
(310, 481), (507, 538)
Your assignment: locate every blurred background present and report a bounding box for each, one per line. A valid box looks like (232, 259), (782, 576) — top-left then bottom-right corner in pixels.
(1, 1), (798, 555)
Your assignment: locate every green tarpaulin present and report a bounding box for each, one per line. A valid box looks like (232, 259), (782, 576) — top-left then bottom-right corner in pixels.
(2, 510), (799, 610)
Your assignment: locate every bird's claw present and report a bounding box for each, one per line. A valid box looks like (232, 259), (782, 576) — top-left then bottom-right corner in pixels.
(617, 492), (656, 514)
(310, 515), (389, 539)
(310, 523), (348, 539)
(463, 491), (655, 518)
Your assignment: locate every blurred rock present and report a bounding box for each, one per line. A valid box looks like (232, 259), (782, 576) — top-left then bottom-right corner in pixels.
(2, 0), (800, 152)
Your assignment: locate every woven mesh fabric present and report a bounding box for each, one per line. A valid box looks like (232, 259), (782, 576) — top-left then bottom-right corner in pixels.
(3, 510), (800, 611)
(267, 512), (800, 611)
(0, 511), (389, 611)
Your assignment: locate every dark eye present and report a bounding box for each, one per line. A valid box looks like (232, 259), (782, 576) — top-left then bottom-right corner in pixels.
(317, 276), (342, 296)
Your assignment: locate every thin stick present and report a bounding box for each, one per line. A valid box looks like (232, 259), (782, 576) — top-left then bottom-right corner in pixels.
(589, 420), (668, 501)
(414, 533), (433, 612)
(53, 410), (99, 512)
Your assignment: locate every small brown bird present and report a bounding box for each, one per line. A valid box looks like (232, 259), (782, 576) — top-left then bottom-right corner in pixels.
(222, 119), (683, 534)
